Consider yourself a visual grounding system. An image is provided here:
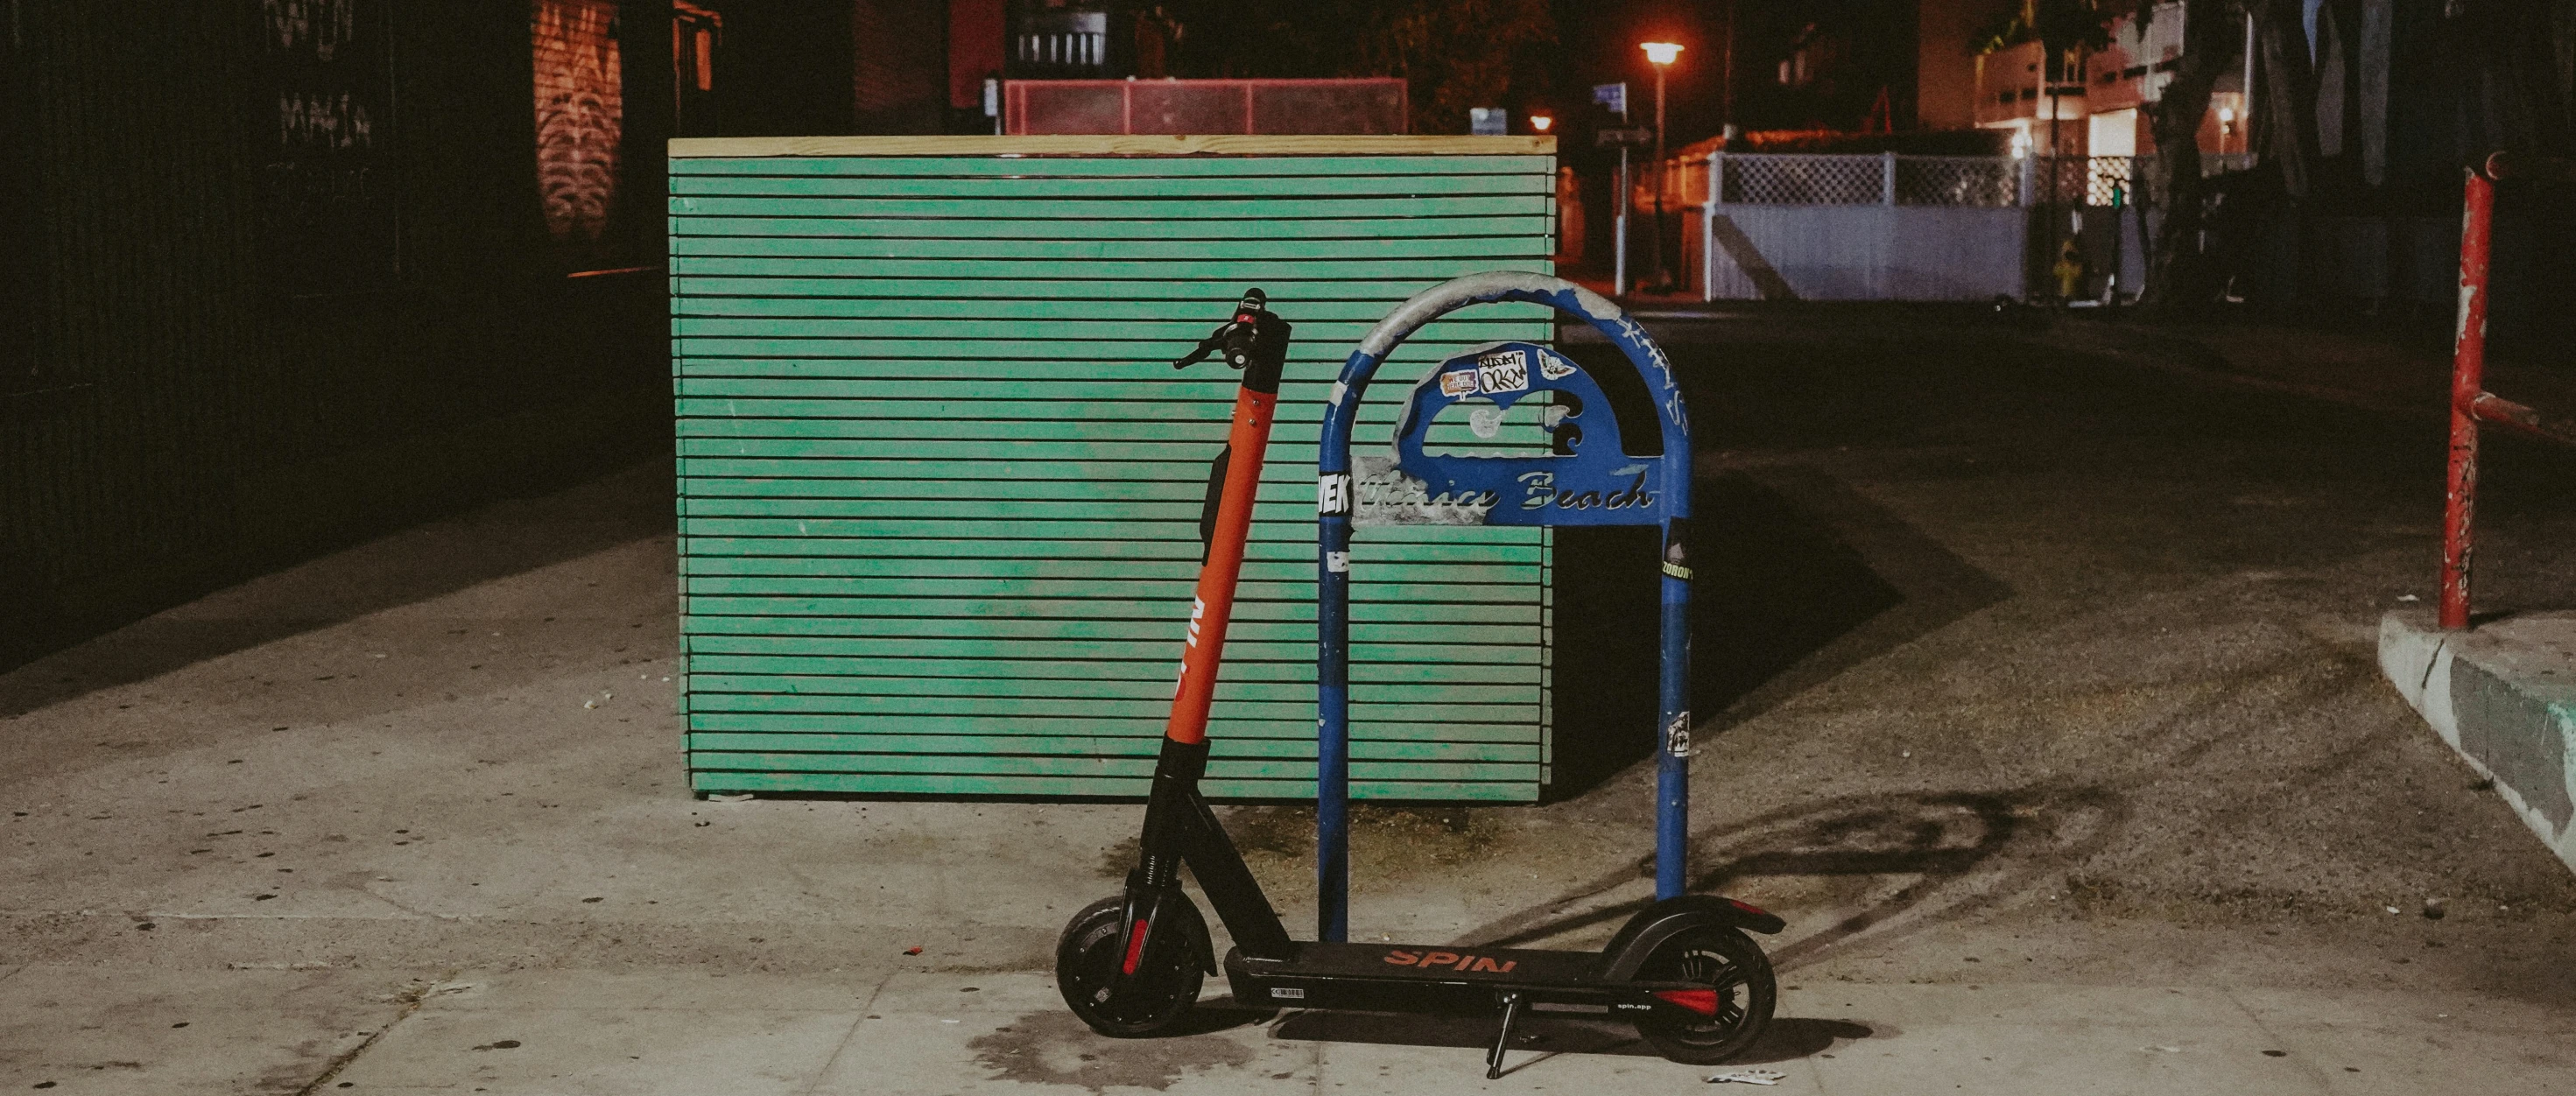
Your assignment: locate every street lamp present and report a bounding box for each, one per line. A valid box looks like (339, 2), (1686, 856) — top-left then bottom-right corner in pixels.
(1529, 114), (1553, 133)
(1640, 42), (1681, 292)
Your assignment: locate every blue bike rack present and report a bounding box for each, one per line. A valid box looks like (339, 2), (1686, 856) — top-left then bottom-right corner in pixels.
(1315, 272), (1693, 943)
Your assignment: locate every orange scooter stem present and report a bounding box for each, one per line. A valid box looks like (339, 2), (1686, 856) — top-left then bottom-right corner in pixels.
(1165, 383), (1277, 747)
(1162, 289), (1291, 747)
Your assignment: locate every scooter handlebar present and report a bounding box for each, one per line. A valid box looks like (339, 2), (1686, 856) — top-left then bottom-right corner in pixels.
(1172, 288), (1292, 393)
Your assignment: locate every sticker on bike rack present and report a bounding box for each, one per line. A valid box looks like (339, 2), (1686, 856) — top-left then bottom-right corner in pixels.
(1474, 348), (1530, 393)
(1374, 340), (1685, 530)
(1664, 712), (1692, 757)
(1437, 370), (1479, 397)
(1317, 474), (1352, 516)
(1326, 552), (1349, 573)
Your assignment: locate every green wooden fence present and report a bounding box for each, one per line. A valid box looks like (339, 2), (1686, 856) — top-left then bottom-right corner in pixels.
(671, 135), (1559, 800)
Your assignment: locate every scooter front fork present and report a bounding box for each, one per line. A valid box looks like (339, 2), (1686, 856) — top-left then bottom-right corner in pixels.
(1110, 737), (1211, 993)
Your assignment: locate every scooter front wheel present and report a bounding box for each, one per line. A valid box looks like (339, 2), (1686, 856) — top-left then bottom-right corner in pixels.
(1629, 924), (1776, 1064)
(1055, 896), (1205, 1037)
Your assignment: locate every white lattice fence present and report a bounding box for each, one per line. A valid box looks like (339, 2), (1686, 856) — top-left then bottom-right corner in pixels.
(1685, 152), (2031, 303)
(1700, 154), (2020, 207)
(1720, 154), (1887, 205)
(1895, 157), (2020, 207)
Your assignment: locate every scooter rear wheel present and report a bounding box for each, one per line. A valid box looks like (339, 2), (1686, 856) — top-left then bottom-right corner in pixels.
(1629, 924), (1775, 1064)
(1055, 896), (1205, 1037)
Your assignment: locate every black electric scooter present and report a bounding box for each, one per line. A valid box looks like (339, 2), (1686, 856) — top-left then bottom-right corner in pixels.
(1059, 277), (1783, 1077)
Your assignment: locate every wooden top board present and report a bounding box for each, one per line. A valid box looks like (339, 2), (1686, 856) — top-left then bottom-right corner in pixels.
(669, 135), (1557, 159)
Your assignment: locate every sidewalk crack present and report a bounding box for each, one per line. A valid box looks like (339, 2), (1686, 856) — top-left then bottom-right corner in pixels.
(796, 969), (898, 1096)
(290, 967), (458, 1096)
(2218, 986), (2336, 1094)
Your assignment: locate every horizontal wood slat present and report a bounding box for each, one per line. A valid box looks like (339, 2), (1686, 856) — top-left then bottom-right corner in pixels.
(672, 197), (1548, 227)
(684, 654), (1538, 682)
(676, 149), (1555, 800)
(669, 216), (1554, 242)
(689, 771), (1541, 803)
(671, 154), (1553, 177)
(665, 256), (1550, 281)
(666, 135), (1554, 158)
(673, 173), (1550, 199)
(683, 617), (1521, 644)
(686, 713), (1538, 741)
(688, 734), (1537, 762)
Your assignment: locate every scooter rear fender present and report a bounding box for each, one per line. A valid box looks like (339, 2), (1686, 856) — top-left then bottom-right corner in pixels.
(1597, 895), (1786, 983)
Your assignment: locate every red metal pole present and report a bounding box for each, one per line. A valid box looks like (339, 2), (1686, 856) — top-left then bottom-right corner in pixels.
(2441, 165), (2495, 630)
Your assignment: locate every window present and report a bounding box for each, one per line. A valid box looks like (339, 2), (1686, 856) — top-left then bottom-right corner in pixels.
(673, 2), (721, 137)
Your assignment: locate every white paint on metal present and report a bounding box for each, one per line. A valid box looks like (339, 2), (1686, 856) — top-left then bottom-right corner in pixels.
(1355, 273), (1622, 357)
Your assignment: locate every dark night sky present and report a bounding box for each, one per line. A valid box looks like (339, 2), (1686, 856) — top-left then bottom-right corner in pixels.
(1538, 0), (1927, 162)
(1544, 0), (1731, 137)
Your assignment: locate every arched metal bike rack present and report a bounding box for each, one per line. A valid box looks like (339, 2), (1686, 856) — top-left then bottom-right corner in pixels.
(1314, 272), (1696, 942)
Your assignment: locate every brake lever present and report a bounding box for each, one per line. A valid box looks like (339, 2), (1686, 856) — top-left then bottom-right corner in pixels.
(1172, 326), (1234, 370)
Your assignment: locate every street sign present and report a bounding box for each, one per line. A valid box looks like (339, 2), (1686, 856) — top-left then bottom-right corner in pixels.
(1468, 107), (1508, 137)
(1595, 127), (1654, 148)
(1592, 82), (1627, 115)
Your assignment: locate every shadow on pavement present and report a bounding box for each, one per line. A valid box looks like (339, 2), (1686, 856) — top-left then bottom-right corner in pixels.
(1270, 1009), (1879, 1068)
(1549, 465), (2012, 800)
(1459, 785), (2125, 972)
(1545, 338), (2013, 801)
(0, 460), (672, 717)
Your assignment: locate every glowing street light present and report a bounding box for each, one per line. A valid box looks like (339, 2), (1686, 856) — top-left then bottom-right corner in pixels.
(1530, 114), (1553, 133)
(1639, 42), (1683, 291)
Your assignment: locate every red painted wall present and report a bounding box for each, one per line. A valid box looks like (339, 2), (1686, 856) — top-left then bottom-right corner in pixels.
(949, 0), (1003, 110)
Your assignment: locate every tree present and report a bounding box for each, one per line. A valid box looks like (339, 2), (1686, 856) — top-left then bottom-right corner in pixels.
(1163, 0), (1556, 134)
(2136, 0), (2315, 313)
(2136, 0), (2245, 313)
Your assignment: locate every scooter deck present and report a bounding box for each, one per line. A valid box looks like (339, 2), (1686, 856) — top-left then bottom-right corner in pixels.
(1225, 941), (1665, 1018)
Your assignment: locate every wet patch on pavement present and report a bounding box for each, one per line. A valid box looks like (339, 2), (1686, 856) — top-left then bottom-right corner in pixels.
(968, 1008), (1262, 1092)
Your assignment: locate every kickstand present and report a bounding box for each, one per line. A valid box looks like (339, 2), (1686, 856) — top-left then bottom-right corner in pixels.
(1485, 992), (1524, 1079)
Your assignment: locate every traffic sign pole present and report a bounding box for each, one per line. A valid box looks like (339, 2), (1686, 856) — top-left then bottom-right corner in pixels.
(1595, 83), (1630, 296)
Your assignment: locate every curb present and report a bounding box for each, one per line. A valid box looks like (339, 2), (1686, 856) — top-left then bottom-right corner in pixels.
(2379, 608), (2576, 875)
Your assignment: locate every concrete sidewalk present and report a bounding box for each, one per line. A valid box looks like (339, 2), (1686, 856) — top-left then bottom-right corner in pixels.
(9, 317), (2576, 1093)
(9, 963), (2567, 1095)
